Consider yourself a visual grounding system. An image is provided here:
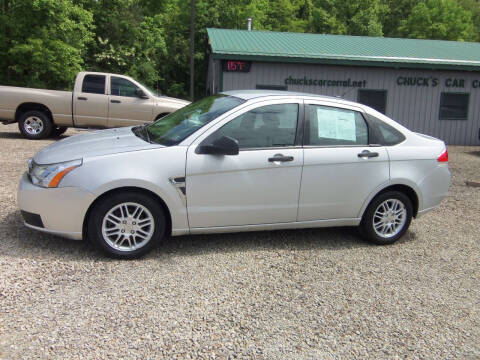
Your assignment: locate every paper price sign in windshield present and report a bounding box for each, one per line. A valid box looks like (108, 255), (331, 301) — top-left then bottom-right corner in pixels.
(317, 108), (356, 142)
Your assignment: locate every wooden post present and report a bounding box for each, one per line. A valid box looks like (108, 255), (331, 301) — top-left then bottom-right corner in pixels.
(189, 0), (195, 101)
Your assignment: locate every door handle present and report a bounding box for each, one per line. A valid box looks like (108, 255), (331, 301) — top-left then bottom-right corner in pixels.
(77, 97), (87, 101)
(268, 154), (294, 162)
(358, 150), (379, 158)
(110, 99), (121, 103)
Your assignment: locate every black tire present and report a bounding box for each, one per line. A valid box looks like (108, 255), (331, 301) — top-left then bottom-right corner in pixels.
(87, 191), (166, 259)
(51, 126), (68, 137)
(360, 191), (413, 245)
(18, 110), (53, 139)
(155, 113), (170, 121)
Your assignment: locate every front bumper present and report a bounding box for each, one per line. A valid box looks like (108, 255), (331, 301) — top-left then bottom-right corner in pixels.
(17, 173), (96, 240)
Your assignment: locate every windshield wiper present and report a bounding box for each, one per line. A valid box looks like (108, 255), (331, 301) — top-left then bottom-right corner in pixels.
(132, 125), (151, 143)
(142, 124), (151, 143)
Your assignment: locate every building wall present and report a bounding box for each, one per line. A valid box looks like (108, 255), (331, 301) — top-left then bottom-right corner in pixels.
(216, 60), (480, 145)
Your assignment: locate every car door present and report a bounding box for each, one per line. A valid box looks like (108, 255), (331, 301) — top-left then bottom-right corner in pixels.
(298, 101), (390, 221)
(108, 76), (154, 127)
(73, 74), (109, 127)
(186, 100), (304, 228)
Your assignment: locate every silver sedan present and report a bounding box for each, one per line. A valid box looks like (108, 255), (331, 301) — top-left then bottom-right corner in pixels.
(18, 91), (451, 258)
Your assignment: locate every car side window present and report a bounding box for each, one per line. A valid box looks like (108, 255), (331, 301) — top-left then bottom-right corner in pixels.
(82, 75), (106, 94)
(209, 103), (299, 149)
(111, 77), (140, 97)
(366, 115), (406, 146)
(306, 105), (368, 146)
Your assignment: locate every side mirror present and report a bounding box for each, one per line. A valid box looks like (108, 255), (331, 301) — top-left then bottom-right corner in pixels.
(135, 88), (149, 99)
(196, 136), (239, 155)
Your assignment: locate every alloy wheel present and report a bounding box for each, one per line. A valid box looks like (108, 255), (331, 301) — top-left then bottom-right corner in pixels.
(101, 202), (155, 252)
(372, 199), (407, 238)
(24, 116), (44, 135)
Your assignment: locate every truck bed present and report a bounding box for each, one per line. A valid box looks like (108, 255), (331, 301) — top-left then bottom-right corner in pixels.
(0, 86), (73, 126)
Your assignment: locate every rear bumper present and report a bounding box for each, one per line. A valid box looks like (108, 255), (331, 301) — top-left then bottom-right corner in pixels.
(17, 173), (95, 240)
(418, 164), (451, 214)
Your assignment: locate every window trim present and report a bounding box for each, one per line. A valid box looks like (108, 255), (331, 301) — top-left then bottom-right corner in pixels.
(357, 89), (388, 114)
(303, 103), (371, 148)
(439, 92), (470, 121)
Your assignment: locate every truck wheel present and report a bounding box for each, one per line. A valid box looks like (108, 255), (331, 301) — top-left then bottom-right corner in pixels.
(18, 110), (53, 139)
(51, 126), (68, 137)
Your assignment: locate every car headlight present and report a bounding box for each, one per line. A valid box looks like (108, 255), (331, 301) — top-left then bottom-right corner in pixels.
(28, 159), (82, 188)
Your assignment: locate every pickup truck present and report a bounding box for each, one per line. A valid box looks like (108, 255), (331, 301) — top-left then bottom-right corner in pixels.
(0, 72), (190, 139)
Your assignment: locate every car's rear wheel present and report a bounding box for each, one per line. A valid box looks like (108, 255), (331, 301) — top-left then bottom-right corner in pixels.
(87, 191), (166, 259)
(360, 191), (413, 245)
(18, 110), (53, 139)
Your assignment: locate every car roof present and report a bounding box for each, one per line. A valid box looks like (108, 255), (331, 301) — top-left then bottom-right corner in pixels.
(221, 89), (362, 106)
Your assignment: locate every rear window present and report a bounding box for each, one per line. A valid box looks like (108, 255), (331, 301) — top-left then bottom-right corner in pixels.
(368, 116), (405, 146)
(82, 75), (106, 94)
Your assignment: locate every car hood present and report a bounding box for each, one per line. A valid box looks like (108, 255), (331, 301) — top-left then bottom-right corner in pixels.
(33, 127), (163, 164)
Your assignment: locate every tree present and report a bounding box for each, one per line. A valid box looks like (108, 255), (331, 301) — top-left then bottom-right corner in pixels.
(380, 0), (418, 38)
(457, 0), (480, 41)
(399, 0), (476, 41)
(86, 0), (167, 91)
(309, 0), (385, 36)
(0, 0), (94, 89)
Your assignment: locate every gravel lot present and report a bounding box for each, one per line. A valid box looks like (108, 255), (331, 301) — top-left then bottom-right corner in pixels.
(0, 123), (479, 359)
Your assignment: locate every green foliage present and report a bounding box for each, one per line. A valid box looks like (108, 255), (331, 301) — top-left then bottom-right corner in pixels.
(381, 0), (418, 37)
(399, 0), (476, 41)
(309, 0), (386, 36)
(0, 0), (93, 89)
(1, 0), (480, 98)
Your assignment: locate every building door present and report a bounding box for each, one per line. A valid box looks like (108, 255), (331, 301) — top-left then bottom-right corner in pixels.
(358, 89), (387, 114)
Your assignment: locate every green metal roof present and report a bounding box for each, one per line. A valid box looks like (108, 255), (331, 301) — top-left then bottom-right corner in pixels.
(207, 28), (480, 71)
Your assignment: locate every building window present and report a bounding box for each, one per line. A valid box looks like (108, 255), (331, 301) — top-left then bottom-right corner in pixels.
(256, 84), (287, 91)
(439, 93), (469, 120)
(357, 89), (387, 114)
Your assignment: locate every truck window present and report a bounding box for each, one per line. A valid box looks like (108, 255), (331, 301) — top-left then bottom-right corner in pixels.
(111, 77), (139, 97)
(82, 75), (106, 94)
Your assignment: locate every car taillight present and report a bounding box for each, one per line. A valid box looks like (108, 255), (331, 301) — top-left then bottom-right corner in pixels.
(437, 149), (448, 162)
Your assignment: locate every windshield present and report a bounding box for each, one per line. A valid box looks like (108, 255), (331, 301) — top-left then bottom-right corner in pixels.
(146, 95), (245, 146)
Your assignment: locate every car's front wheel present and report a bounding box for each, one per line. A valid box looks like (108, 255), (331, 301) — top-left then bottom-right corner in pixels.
(87, 191), (166, 259)
(360, 191), (413, 245)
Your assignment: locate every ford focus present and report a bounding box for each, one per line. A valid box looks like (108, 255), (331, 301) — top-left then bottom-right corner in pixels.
(18, 91), (451, 258)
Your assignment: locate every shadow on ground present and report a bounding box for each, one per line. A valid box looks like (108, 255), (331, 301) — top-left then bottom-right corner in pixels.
(1, 210), (415, 261)
(0, 131), (70, 140)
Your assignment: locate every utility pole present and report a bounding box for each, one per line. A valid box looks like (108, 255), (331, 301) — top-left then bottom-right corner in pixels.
(189, 0), (195, 101)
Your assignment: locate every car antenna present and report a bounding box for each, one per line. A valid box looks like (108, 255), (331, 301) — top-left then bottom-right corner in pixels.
(338, 87), (356, 99)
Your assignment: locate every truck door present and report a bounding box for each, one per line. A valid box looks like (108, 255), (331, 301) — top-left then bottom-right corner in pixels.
(108, 76), (154, 127)
(73, 74), (108, 127)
